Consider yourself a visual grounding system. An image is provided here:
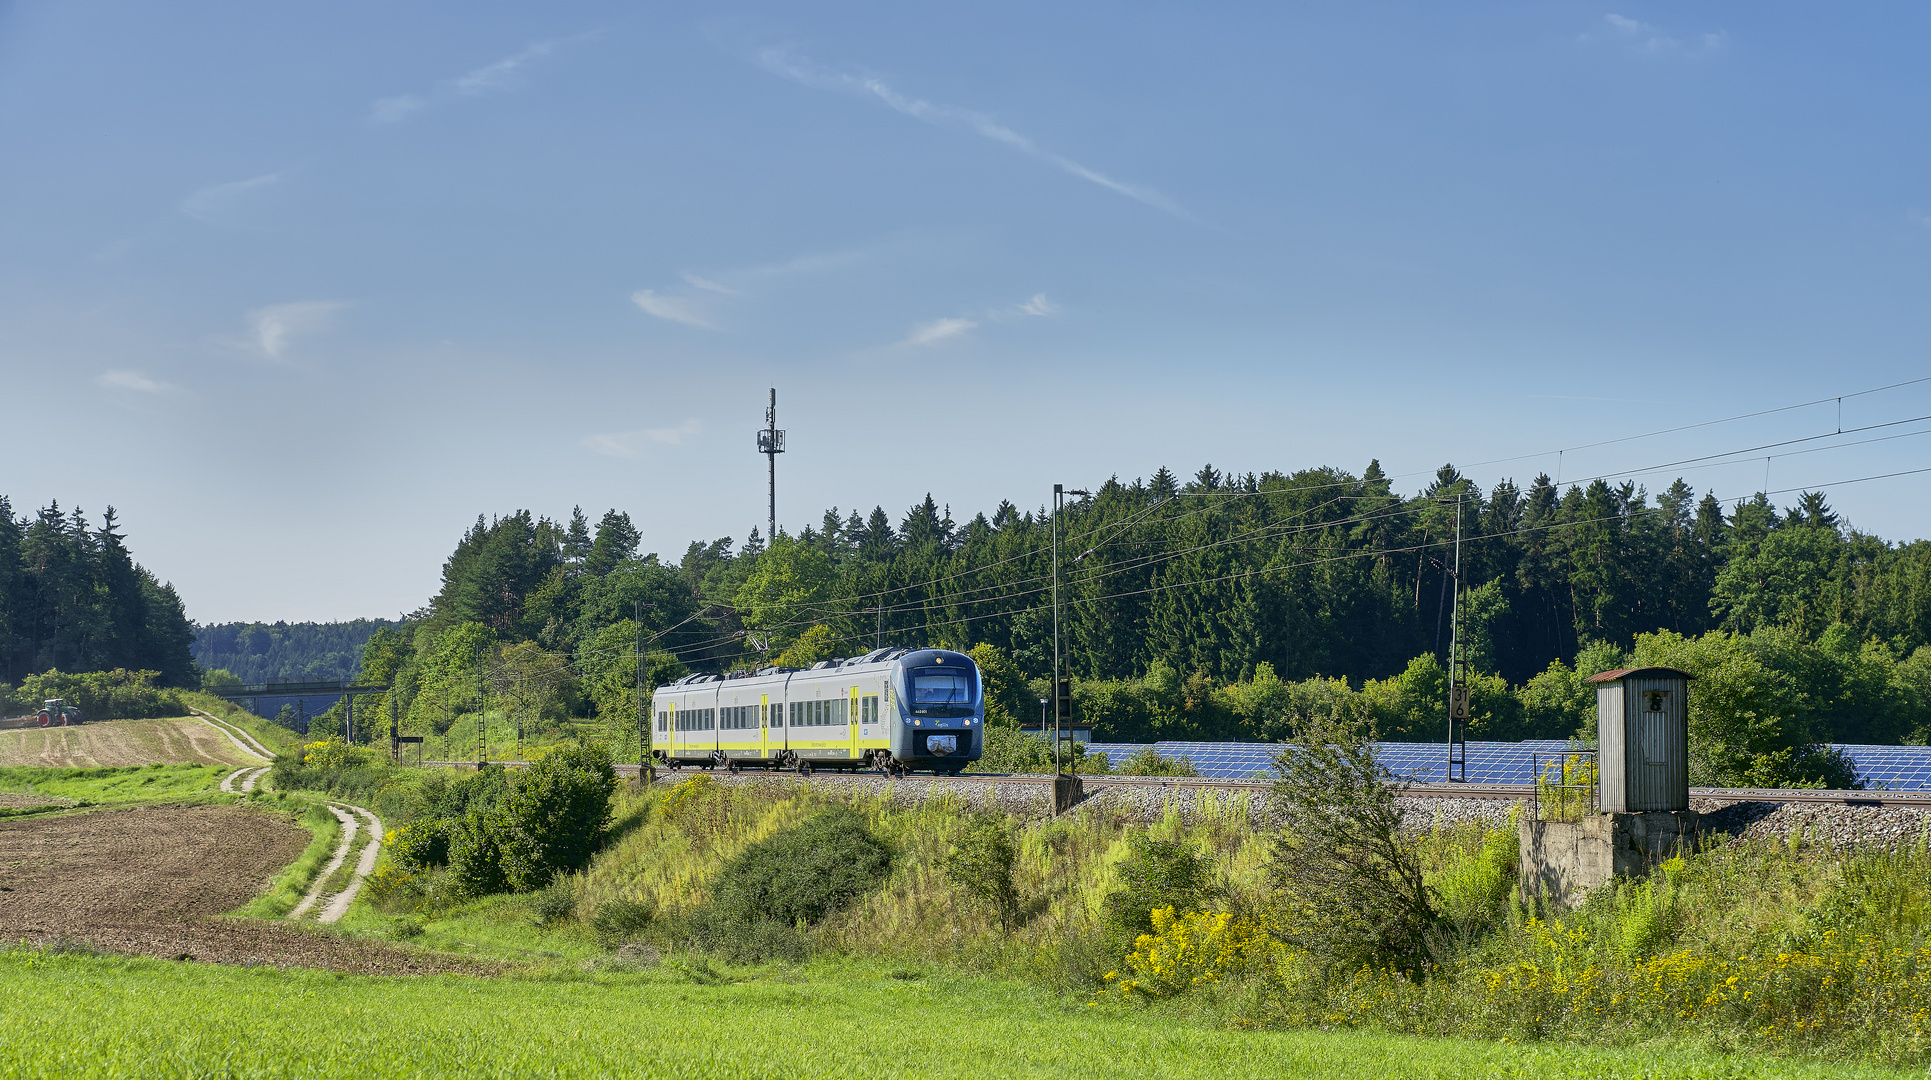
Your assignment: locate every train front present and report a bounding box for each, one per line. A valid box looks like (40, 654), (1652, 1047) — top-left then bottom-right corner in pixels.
(888, 649), (983, 774)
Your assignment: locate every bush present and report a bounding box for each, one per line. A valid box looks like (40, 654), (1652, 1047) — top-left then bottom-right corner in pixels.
(1269, 711), (1439, 974)
(590, 898), (655, 947)
(1114, 748), (1200, 777)
(387, 819), (453, 871)
(300, 738), (377, 769)
(448, 804), (511, 897)
(9, 669), (184, 720)
(1101, 833), (1215, 944)
(707, 806), (892, 928)
(498, 741), (619, 892)
(702, 917), (808, 965)
(970, 725), (1107, 774)
(943, 815), (1021, 932)
(531, 880), (578, 927)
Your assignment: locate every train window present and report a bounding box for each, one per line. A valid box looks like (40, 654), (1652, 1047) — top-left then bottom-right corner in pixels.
(861, 695), (878, 723)
(657, 711), (666, 733)
(837, 698), (848, 725)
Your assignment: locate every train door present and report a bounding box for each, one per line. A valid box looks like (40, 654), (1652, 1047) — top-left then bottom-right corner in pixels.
(667, 700), (678, 759)
(848, 686), (860, 761)
(759, 694), (770, 759)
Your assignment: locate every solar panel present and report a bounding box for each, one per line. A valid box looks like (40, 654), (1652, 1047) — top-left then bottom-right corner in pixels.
(1074, 739), (1931, 791)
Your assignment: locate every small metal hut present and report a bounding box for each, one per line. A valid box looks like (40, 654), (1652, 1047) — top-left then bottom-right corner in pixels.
(1585, 667), (1692, 813)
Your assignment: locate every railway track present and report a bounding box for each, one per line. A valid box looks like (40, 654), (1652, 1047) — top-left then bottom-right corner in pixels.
(422, 760), (1931, 808)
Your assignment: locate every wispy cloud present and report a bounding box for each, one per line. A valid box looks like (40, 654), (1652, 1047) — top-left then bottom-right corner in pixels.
(1593, 13), (1725, 54)
(1019, 293), (1058, 317)
(583, 419), (703, 458)
(1911, 209), (1931, 229)
(901, 317), (977, 347)
(179, 173), (280, 224)
(757, 47), (1188, 219)
(372, 34), (595, 124)
(682, 273), (738, 295)
(94, 370), (170, 394)
(248, 301), (345, 359)
(630, 290), (713, 329)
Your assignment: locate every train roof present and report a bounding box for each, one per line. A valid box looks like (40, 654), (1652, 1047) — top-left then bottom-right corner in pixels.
(653, 647), (974, 693)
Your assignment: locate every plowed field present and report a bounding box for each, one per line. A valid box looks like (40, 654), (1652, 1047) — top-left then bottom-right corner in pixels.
(0, 804), (475, 974)
(0, 716), (260, 768)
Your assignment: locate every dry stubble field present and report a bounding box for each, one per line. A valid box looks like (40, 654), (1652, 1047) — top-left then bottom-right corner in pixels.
(0, 716), (260, 768)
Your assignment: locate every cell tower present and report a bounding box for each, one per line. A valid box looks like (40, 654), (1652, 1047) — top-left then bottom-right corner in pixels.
(757, 388), (785, 543)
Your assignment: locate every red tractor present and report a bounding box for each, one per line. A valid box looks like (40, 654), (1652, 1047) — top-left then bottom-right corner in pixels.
(37, 698), (83, 727)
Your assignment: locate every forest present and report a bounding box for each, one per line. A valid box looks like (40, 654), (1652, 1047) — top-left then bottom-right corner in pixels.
(193, 619), (404, 685)
(339, 462), (1931, 786)
(0, 497), (197, 690)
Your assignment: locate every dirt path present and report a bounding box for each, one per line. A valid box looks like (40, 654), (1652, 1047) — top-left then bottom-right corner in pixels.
(290, 803), (384, 924)
(0, 717), (261, 768)
(219, 767), (270, 794)
(290, 806), (359, 919)
(188, 708), (276, 760)
(0, 804), (469, 972)
(189, 713), (270, 763)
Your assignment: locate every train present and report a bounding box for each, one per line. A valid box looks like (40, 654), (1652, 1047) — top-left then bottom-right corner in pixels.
(650, 647), (983, 776)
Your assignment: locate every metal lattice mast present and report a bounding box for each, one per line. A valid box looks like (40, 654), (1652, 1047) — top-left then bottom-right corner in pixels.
(758, 389), (785, 543)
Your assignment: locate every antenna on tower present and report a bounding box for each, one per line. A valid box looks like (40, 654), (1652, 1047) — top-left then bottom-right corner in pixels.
(757, 388), (785, 543)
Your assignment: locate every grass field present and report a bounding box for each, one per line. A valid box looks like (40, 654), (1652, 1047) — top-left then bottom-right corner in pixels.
(0, 763), (231, 817)
(0, 716), (263, 768)
(0, 948), (1906, 1080)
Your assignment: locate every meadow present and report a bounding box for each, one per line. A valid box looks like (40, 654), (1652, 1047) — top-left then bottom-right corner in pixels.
(0, 947), (1909, 1080)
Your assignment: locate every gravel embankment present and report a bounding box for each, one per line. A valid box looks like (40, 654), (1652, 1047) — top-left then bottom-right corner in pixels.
(672, 770), (1530, 831)
(1694, 797), (1931, 849)
(677, 771), (1931, 848)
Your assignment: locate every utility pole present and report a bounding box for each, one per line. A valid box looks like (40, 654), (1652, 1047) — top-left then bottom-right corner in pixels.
(636, 599), (653, 786)
(757, 388), (785, 544)
(476, 645), (487, 769)
(1051, 483), (1090, 812)
(1445, 494), (1467, 784)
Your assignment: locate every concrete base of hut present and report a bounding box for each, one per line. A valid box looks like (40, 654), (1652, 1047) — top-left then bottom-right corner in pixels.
(1518, 811), (1699, 907)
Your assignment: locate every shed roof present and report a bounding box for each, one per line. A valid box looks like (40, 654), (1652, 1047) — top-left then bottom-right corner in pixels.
(1584, 666), (1693, 684)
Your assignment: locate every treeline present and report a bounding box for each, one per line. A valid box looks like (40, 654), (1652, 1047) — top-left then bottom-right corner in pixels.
(336, 464), (1931, 785)
(0, 498), (197, 688)
(411, 465), (1931, 687)
(193, 619), (403, 685)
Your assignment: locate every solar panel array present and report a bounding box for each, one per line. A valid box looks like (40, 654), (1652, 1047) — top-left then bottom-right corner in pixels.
(1078, 739), (1931, 790)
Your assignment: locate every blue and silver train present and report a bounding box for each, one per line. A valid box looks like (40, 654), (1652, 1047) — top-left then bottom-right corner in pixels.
(650, 647), (983, 776)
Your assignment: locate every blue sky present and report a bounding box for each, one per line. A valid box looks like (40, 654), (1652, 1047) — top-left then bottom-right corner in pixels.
(3, 1), (1929, 622)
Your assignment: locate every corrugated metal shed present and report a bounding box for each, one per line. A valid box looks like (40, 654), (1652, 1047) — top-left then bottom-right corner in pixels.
(1587, 667), (1691, 812)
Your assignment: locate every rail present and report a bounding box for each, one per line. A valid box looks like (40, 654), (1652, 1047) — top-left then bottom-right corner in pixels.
(415, 761), (1931, 808)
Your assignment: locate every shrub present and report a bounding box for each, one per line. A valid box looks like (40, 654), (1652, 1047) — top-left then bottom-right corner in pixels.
(1114, 748), (1200, 777)
(12, 669), (184, 719)
(942, 815), (1021, 932)
(388, 819), (453, 870)
(300, 738), (377, 770)
(530, 880), (578, 927)
(448, 804), (511, 897)
(1268, 711), (1439, 974)
(590, 898), (655, 948)
(705, 917), (808, 964)
(1102, 833), (1215, 944)
(498, 741), (619, 892)
(1105, 906), (1280, 999)
(708, 806), (891, 928)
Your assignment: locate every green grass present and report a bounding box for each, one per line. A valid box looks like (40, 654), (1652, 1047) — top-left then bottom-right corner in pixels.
(233, 799), (344, 919)
(0, 948), (1904, 1080)
(0, 763), (228, 816)
(181, 693), (302, 757)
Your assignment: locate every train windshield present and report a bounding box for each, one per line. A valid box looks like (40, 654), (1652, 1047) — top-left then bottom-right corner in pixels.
(908, 667), (976, 717)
